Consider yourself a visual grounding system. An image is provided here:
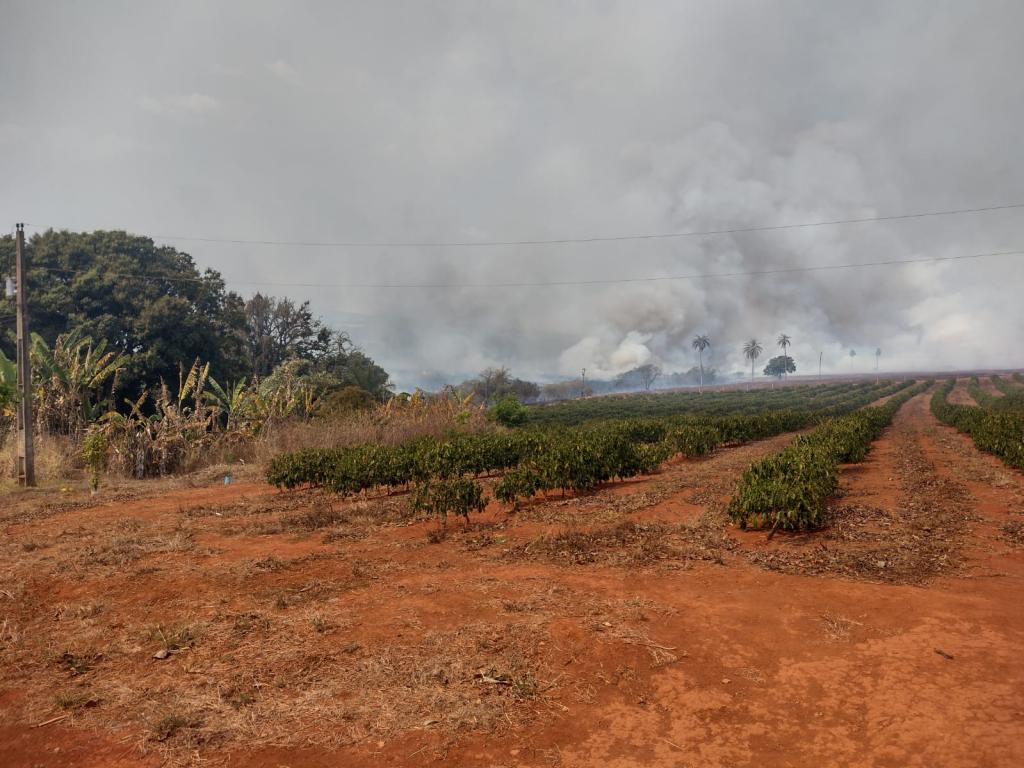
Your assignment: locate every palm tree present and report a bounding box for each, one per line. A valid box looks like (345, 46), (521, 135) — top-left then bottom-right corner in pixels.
(776, 333), (792, 381)
(849, 349), (857, 375)
(691, 334), (711, 393)
(875, 348), (881, 383)
(743, 339), (763, 390)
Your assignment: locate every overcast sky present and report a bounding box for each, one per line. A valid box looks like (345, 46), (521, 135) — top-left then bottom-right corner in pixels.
(2, 1), (1023, 389)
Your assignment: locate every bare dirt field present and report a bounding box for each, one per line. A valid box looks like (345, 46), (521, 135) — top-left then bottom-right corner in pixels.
(2, 391), (1023, 767)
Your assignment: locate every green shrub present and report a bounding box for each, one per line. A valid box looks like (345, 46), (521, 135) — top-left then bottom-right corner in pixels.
(266, 380), (923, 511)
(728, 380), (931, 531)
(412, 477), (487, 526)
(932, 378), (1024, 469)
(489, 395), (529, 427)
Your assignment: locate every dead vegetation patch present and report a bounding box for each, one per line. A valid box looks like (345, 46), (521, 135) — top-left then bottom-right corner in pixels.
(509, 514), (734, 567)
(820, 612), (863, 642)
(1001, 520), (1024, 546)
(0, 491), (139, 526)
(42, 520), (213, 577)
(67, 620), (551, 761)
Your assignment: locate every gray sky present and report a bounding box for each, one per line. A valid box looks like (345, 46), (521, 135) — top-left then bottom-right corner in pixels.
(3, 0), (1023, 389)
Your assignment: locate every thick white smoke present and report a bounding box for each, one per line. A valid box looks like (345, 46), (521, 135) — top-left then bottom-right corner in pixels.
(3, 1), (1023, 388)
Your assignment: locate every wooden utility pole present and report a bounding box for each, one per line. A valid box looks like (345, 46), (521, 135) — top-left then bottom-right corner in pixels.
(14, 223), (35, 486)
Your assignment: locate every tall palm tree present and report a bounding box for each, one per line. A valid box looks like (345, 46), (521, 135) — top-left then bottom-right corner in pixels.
(743, 339), (763, 390)
(776, 333), (792, 381)
(691, 334), (711, 393)
(849, 349), (857, 376)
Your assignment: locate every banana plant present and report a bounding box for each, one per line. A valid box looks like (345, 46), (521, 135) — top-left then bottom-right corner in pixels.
(30, 329), (129, 434)
(98, 361), (216, 477)
(205, 377), (252, 432)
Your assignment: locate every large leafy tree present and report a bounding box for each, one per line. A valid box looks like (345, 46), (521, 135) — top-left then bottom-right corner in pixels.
(317, 333), (393, 401)
(0, 232), (393, 404)
(0, 230), (248, 396)
(763, 354), (797, 379)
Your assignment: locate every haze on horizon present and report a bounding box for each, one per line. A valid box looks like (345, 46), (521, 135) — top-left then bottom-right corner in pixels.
(2, 1), (1023, 390)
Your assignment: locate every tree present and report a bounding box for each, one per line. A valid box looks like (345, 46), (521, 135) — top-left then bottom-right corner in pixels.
(763, 355), (797, 379)
(663, 366), (718, 388)
(743, 339), (763, 389)
(875, 347), (881, 383)
(638, 363), (662, 391)
(244, 293), (332, 378)
(776, 334), (792, 381)
(0, 230), (248, 396)
(691, 334), (711, 393)
(317, 385), (376, 417)
(0, 231), (393, 406)
(615, 363), (662, 391)
(849, 349), (857, 371)
(461, 367), (540, 404)
(317, 334), (393, 401)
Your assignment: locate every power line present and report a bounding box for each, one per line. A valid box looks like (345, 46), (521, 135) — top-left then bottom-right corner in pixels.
(32, 248), (1024, 290)
(24, 201), (1024, 249)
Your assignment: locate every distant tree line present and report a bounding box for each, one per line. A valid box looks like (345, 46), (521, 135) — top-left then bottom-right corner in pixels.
(0, 230), (391, 404)
(454, 367), (541, 404)
(450, 362), (724, 407)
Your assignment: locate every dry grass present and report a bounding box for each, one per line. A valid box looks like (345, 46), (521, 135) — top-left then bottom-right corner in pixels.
(0, 429), (82, 489)
(510, 515), (734, 567)
(1001, 520), (1024, 546)
(54, 521), (199, 574)
(1, 395), (489, 496)
(6, 608), (554, 761)
(253, 399), (492, 463)
(820, 612), (862, 641)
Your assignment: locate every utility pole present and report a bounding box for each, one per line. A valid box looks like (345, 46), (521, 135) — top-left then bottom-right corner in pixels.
(14, 223), (35, 486)
(580, 368), (586, 399)
(818, 351), (823, 382)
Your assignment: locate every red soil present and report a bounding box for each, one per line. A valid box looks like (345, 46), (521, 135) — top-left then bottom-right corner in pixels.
(2, 394), (1023, 767)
